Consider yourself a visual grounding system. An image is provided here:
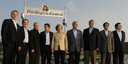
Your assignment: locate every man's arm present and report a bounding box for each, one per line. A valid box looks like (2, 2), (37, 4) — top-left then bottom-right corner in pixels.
(82, 29), (86, 50)
(1, 19), (9, 46)
(17, 24), (21, 47)
(111, 32), (115, 52)
(29, 31), (34, 50)
(80, 31), (84, 49)
(39, 32), (43, 46)
(99, 31), (102, 51)
(67, 31), (70, 50)
(51, 33), (55, 53)
(123, 32), (125, 43)
(96, 29), (100, 50)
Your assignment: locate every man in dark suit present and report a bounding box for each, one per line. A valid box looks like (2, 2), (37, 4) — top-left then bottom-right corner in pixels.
(40, 23), (53, 64)
(29, 22), (40, 64)
(83, 20), (100, 64)
(67, 21), (84, 64)
(99, 22), (114, 64)
(17, 19), (29, 64)
(113, 23), (125, 64)
(1, 10), (21, 64)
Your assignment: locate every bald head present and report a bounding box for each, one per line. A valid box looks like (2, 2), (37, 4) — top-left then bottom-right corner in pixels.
(33, 22), (39, 30)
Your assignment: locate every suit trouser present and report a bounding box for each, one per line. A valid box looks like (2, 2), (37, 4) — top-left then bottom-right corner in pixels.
(54, 49), (65, 64)
(101, 51), (111, 64)
(113, 48), (124, 64)
(29, 51), (40, 64)
(68, 51), (80, 64)
(41, 46), (51, 64)
(17, 43), (28, 64)
(2, 45), (17, 64)
(84, 50), (97, 64)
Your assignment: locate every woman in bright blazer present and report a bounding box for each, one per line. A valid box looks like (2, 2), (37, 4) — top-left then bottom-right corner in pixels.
(51, 24), (68, 64)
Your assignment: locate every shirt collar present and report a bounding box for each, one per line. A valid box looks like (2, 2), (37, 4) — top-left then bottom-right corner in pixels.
(24, 27), (28, 30)
(104, 29), (109, 32)
(89, 27), (93, 30)
(116, 30), (121, 32)
(72, 29), (77, 32)
(45, 31), (49, 34)
(12, 18), (17, 23)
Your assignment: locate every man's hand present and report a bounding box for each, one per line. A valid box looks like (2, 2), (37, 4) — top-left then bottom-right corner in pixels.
(18, 46), (21, 51)
(51, 49), (54, 53)
(31, 49), (34, 53)
(65, 49), (68, 53)
(97, 48), (99, 51)
(81, 49), (83, 52)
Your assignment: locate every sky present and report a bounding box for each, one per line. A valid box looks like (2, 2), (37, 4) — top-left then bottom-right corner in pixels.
(0, 0), (128, 42)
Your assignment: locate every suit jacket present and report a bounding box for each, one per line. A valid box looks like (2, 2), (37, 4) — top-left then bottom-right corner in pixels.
(83, 28), (100, 50)
(20, 26), (29, 49)
(67, 29), (84, 52)
(29, 29), (40, 54)
(100, 30), (115, 53)
(1, 19), (21, 50)
(40, 31), (53, 53)
(113, 30), (125, 53)
(51, 32), (68, 51)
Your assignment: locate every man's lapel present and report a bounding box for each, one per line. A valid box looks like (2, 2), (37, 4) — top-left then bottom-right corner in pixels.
(71, 29), (76, 40)
(121, 31), (124, 43)
(76, 29), (79, 40)
(11, 19), (17, 32)
(87, 28), (89, 35)
(34, 29), (39, 38)
(107, 31), (111, 40)
(115, 30), (121, 42)
(91, 28), (95, 35)
(103, 30), (107, 38)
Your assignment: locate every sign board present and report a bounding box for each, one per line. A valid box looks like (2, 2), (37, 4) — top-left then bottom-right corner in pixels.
(24, 7), (65, 18)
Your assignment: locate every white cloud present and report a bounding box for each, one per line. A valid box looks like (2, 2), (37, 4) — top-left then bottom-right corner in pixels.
(67, 1), (80, 13)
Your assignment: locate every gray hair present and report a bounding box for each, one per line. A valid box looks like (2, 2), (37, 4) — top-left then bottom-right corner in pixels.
(72, 21), (78, 25)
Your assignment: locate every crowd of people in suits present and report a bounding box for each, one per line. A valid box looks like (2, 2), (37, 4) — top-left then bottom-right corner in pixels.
(1, 10), (126, 64)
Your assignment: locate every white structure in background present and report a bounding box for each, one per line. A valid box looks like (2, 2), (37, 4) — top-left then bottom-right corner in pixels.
(21, 1), (67, 32)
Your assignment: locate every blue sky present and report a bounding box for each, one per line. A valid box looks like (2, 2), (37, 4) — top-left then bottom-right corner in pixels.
(0, 0), (128, 42)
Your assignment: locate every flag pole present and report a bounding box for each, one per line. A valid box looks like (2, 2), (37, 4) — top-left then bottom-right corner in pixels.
(21, 0), (26, 20)
(64, 5), (67, 33)
(23, 0), (26, 13)
(64, 5), (68, 64)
